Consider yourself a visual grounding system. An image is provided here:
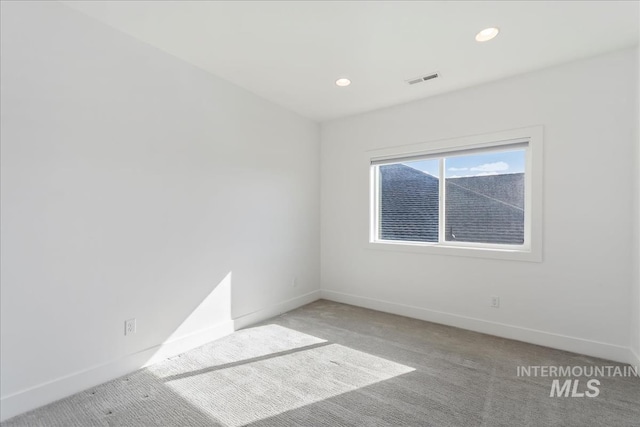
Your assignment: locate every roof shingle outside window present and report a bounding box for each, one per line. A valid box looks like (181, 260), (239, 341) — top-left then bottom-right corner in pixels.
(379, 164), (524, 245)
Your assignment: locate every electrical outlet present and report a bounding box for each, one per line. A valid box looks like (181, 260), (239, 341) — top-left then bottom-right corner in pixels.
(491, 297), (500, 308)
(125, 318), (136, 336)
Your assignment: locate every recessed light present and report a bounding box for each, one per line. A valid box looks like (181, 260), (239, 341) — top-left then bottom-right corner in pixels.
(335, 78), (351, 87)
(475, 27), (499, 42)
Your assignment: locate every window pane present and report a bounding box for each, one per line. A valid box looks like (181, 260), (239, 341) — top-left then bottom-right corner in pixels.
(445, 150), (525, 244)
(379, 160), (439, 242)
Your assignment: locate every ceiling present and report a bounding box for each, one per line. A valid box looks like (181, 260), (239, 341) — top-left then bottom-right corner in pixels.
(62, 1), (639, 122)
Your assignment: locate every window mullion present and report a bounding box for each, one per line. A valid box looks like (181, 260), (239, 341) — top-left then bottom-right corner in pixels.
(438, 157), (445, 244)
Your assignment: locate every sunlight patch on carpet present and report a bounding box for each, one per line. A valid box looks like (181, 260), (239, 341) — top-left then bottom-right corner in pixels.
(151, 326), (414, 426)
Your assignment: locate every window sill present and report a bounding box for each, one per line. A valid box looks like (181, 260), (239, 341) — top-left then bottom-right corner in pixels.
(366, 240), (542, 262)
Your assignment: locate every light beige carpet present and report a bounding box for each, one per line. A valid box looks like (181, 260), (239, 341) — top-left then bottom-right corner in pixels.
(3, 300), (640, 426)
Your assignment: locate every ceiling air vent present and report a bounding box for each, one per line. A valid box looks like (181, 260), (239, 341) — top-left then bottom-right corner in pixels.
(406, 72), (439, 85)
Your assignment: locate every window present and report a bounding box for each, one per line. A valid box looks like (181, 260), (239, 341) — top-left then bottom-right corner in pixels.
(368, 127), (542, 261)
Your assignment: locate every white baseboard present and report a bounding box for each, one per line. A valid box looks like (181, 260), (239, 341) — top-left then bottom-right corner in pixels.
(233, 290), (321, 330)
(142, 320), (236, 368)
(0, 320), (235, 422)
(321, 289), (635, 365)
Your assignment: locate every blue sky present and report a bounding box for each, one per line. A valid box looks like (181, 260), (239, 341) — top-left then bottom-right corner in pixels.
(404, 149), (525, 178)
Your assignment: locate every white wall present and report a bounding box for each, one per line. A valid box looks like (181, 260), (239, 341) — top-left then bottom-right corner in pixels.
(321, 48), (638, 364)
(633, 47), (640, 366)
(0, 1), (319, 420)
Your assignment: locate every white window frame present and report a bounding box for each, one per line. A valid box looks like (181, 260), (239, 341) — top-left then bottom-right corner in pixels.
(366, 126), (543, 262)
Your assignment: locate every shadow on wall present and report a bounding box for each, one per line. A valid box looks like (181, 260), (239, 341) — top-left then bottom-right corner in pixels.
(0, 267), (235, 422)
(143, 271), (234, 366)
